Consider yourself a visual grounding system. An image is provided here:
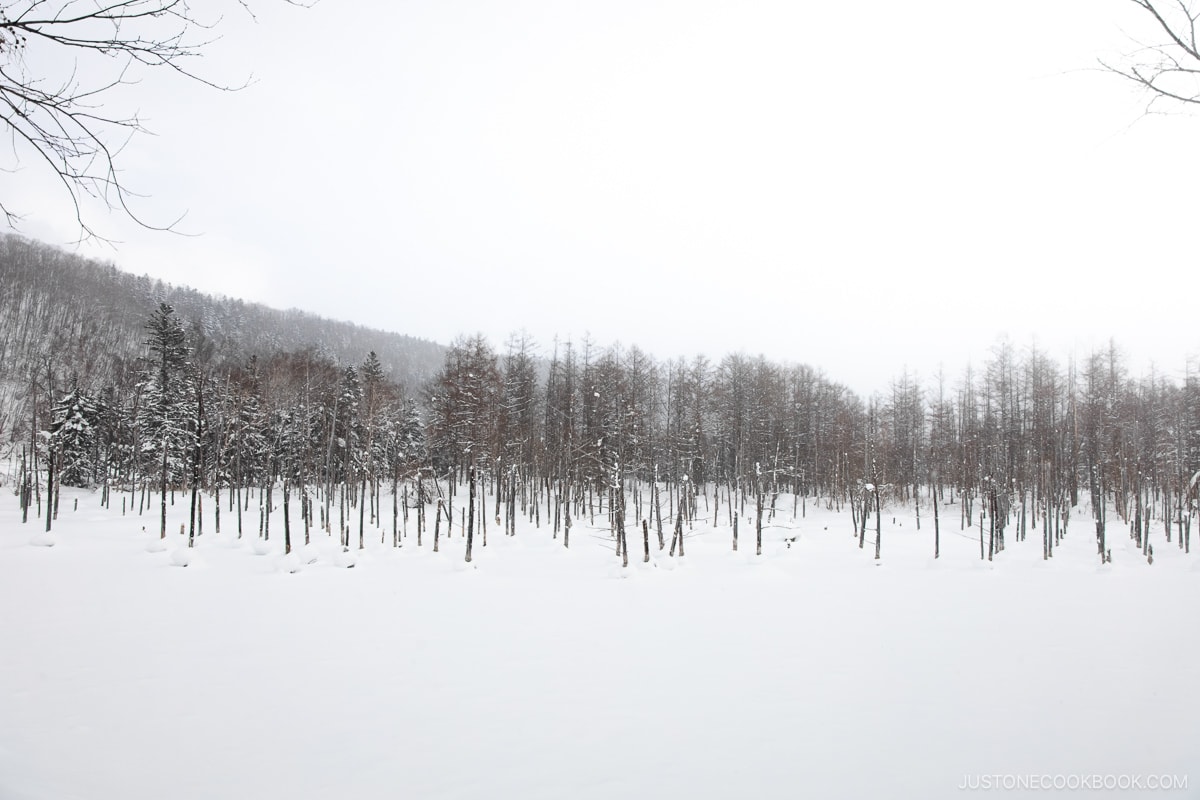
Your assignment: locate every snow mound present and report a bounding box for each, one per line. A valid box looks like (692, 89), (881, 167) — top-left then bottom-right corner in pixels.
(606, 563), (634, 580)
(251, 538), (272, 556)
(333, 548), (357, 569)
(279, 553), (302, 574)
(169, 547), (193, 567)
(144, 538), (167, 553)
(299, 544), (320, 565)
(28, 531), (55, 547)
(633, 557), (656, 572)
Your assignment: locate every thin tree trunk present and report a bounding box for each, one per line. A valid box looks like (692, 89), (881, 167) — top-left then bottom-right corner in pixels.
(873, 485), (881, 560)
(44, 448), (55, 534)
(756, 482), (764, 556)
(283, 479), (292, 555)
(159, 438), (168, 539)
(465, 466), (476, 563)
(433, 498), (442, 552)
(932, 484), (940, 559)
(359, 473), (367, 550)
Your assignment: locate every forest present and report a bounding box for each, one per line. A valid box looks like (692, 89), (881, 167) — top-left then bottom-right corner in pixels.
(0, 234), (446, 442)
(5, 240), (1198, 568)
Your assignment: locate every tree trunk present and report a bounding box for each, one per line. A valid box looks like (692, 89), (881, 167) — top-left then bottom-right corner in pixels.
(756, 482), (764, 556)
(465, 466), (476, 563)
(873, 485), (881, 560)
(283, 480), (292, 555)
(359, 473), (367, 550)
(44, 447), (55, 534)
(932, 484), (940, 559)
(159, 438), (168, 539)
(433, 499), (442, 552)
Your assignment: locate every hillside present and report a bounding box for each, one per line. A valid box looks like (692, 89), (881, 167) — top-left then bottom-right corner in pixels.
(0, 234), (446, 442)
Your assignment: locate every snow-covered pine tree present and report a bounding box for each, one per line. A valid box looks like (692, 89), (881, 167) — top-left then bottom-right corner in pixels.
(360, 351), (389, 528)
(48, 381), (108, 487)
(137, 303), (191, 539)
(334, 365), (363, 548)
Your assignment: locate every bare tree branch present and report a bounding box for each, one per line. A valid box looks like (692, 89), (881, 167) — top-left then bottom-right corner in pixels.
(0, 0), (310, 241)
(1104, 0), (1200, 112)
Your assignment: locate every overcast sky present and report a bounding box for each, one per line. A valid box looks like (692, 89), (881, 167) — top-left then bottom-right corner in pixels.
(7, 0), (1199, 397)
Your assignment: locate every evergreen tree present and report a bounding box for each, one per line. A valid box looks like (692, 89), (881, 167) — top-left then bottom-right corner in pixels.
(336, 365), (364, 480)
(48, 381), (108, 487)
(137, 303), (191, 538)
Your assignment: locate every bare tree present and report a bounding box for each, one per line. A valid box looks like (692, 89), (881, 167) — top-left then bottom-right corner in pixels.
(0, 0), (305, 237)
(1104, 1), (1200, 111)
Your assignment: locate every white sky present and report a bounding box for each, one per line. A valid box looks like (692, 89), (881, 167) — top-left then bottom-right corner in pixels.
(7, 0), (1200, 397)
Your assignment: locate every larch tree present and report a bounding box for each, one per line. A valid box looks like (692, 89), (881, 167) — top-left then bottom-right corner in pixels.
(499, 332), (540, 475)
(426, 334), (501, 477)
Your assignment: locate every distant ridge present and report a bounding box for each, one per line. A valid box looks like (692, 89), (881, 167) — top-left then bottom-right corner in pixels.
(0, 234), (445, 440)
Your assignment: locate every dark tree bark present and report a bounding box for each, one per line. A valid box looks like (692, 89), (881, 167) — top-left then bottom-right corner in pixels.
(465, 466), (476, 563)
(932, 482), (940, 559)
(160, 439), (168, 539)
(873, 484), (881, 560)
(756, 481), (764, 557)
(44, 446), (54, 533)
(283, 480), (292, 555)
(433, 498), (442, 553)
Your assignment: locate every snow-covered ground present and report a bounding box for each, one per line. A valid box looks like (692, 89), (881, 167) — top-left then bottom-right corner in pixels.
(1, 487), (1196, 799)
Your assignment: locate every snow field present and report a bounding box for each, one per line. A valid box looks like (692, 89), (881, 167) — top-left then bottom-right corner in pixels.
(1, 486), (1196, 800)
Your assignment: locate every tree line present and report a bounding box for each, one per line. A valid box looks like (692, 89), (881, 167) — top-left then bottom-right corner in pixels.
(0, 233), (445, 446)
(11, 302), (1200, 565)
